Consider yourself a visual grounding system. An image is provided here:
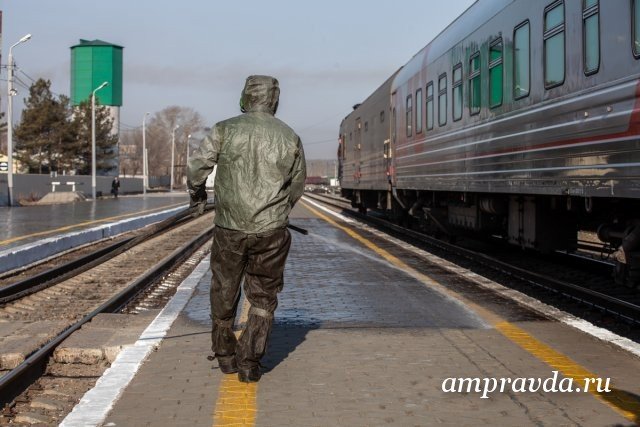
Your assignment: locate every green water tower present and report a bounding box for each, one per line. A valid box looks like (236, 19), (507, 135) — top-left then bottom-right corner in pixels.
(70, 39), (123, 176)
(70, 39), (123, 106)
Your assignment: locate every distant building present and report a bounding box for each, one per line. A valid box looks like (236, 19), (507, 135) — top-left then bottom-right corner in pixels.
(306, 159), (336, 179)
(305, 176), (330, 186)
(70, 39), (123, 175)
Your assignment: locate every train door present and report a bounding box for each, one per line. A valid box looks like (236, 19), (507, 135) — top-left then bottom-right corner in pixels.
(355, 118), (362, 184)
(384, 92), (398, 210)
(387, 91), (397, 186)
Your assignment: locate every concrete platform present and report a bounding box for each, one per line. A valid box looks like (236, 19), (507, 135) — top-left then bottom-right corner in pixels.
(34, 191), (87, 205)
(0, 193), (190, 274)
(53, 312), (161, 365)
(0, 320), (69, 369)
(60, 198), (640, 426)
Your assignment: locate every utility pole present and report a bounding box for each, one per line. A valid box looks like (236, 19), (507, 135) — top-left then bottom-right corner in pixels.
(7, 33), (32, 206)
(142, 112), (149, 195)
(170, 124), (179, 192)
(91, 81), (109, 199)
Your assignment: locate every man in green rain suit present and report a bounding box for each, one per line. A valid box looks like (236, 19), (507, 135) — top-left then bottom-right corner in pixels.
(187, 75), (306, 383)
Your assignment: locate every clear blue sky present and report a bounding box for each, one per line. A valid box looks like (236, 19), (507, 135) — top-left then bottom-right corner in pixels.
(2, 0), (475, 159)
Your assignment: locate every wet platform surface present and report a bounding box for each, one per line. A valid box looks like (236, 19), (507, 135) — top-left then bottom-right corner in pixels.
(0, 193), (189, 252)
(60, 198), (640, 426)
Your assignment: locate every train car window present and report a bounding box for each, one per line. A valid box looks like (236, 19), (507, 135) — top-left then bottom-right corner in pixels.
(438, 74), (448, 126)
(453, 64), (463, 121)
(583, 0), (600, 74)
(469, 53), (481, 115)
(544, 1), (565, 88)
(426, 82), (434, 130)
(365, 121), (369, 132)
(633, 0), (640, 57)
(514, 21), (531, 99)
(489, 38), (504, 108)
(406, 95), (413, 137)
(415, 89), (423, 134)
(380, 111), (385, 123)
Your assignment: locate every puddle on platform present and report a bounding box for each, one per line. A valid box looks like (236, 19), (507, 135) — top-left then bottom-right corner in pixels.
(183, 275), (213, 326)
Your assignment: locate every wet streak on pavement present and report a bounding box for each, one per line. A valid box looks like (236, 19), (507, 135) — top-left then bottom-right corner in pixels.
(183, 218), (487, 331)
(278, 218), (487, 330)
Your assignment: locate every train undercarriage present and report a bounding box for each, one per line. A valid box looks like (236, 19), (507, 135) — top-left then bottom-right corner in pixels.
(342, 188), (640, 288)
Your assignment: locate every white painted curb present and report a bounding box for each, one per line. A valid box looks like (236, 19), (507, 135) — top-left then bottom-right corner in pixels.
(60, 259), (209, 427)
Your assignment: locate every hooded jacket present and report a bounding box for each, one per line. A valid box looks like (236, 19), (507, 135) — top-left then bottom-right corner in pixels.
(187, 75), (306, 233)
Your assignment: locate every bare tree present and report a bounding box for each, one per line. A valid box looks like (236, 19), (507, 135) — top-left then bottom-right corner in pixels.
(146, 106), (203, 189)
(118, 128), (143, 177)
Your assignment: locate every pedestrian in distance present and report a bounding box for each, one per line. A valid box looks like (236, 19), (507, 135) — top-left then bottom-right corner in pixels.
(111, 177), (120, 198)
(187, 75), (306, 383)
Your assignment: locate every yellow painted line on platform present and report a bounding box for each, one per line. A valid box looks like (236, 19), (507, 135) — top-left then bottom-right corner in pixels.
(213, 297), (257, 427)
(0, 202), (186, 246)
(301, 200), (640, 424)
(496, 321), (640, 423)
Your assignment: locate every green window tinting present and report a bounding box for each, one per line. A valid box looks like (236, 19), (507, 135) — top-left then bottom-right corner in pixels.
(514, 22), (530, 99)
(416, 89), (423, 134)
(469, 53), (481, 115)
(438, 74), (447, 127)
(583, 0), (599, 74)
(426, 82), (434, 130)
(453, 64), (463, 121)
(489, 38), (503, 108)
(406, 95), (413, 137)
(635, 0), (640, 57)
(544, 1), (565, 88)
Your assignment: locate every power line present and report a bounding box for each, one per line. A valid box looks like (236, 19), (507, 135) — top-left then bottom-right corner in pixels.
(13, 76), (31, 91)
(18, 69), (36, 83)
(120, 122), (141, 130)
(11, 67), (67, 99)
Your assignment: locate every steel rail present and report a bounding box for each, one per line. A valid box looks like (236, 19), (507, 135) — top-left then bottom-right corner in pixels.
(0, 224), (214, 408)
(0, 205), (213, 304)
(304, 193), (640, 324)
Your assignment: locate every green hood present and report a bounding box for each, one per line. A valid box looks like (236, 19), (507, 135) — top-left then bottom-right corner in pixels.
(240, 75), (280, 115)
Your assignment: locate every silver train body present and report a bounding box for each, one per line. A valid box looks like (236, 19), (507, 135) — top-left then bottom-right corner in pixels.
(339, 0), (640, 285)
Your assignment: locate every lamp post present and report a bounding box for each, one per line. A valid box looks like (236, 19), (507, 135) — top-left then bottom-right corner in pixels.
(185, 134), (192, 190)
(6, 33), (32, 207)
(142, 112), (150, 195)
(91, 81), (109, 200)
(170, 124), (179, 192)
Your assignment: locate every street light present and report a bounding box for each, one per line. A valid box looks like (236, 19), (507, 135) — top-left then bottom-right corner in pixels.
(6, 33), (32, 207)
(170, 124), (180, 192)
(185, 134), (192, 190)
(91, 81), (109, 200)
(142, 112), (150, 195)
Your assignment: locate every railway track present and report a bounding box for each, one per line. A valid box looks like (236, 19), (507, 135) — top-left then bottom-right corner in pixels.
(304, 193), (640, 331)
(0, 208), (215, 411)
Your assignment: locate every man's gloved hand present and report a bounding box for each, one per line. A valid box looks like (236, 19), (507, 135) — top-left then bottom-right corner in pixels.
(189, 187), (207, 218)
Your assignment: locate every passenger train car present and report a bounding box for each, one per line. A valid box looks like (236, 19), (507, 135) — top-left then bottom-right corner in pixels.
(338, 0), (640, 286)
